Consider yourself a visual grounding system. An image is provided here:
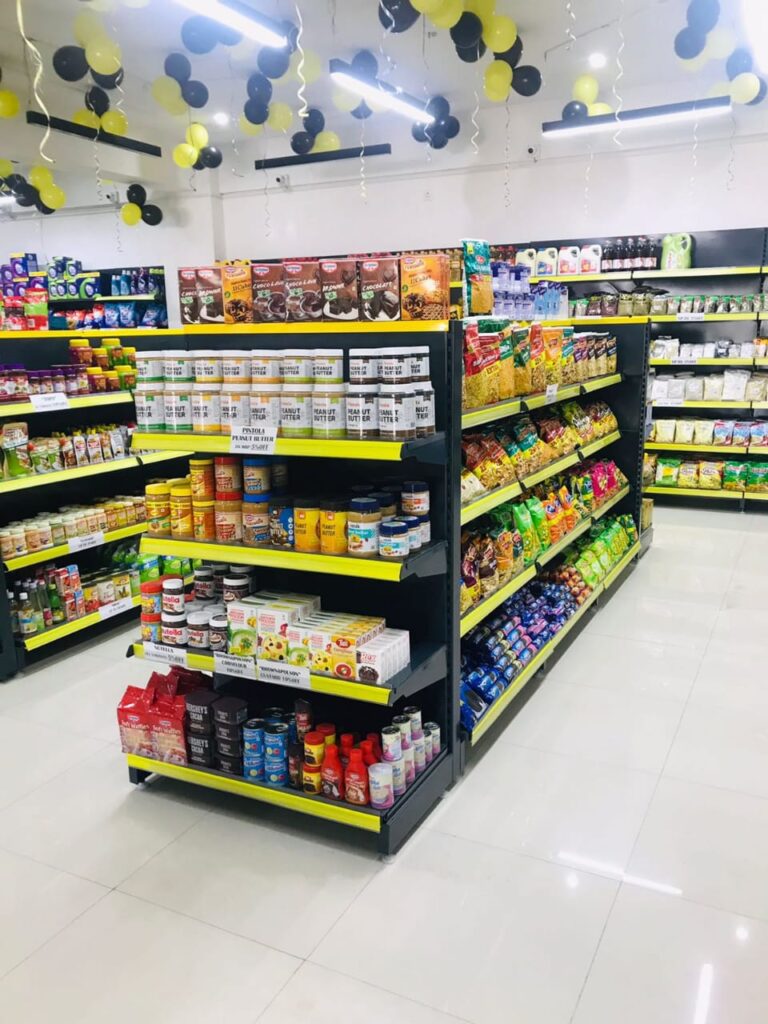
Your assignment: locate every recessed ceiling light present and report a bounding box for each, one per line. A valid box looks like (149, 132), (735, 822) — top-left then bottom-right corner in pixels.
(213, 112), (230, 127)
(589, 52), (607, 69)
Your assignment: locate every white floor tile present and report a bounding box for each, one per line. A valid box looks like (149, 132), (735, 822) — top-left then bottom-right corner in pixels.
(497, 681), (684, 773)
(0, 746), (208, 887)
(708, 607), (768, 655)
(258, 962), (469, 1024)
(572, 886), (768, 1024)
(311, 830), (617, 1024)
(0, 849), (106, 979)
(0, 645), (105, 714)
(120, 810), (380, 959)
(688, 641), (768, 714)
(628, 777), (768, 921)
(584, 593), (718, 650)
(617, 556), (732, 608)
(429, 743), (656, 872)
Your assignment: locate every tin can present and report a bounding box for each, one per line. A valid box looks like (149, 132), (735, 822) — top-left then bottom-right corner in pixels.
(424, 721), (440, 758)
(264, 723), (289, 759)
(402, 706), (423, 736)
(381, 725), (402, 762)
(391, 757), (406, 797)
(402, 745), (416, 786)
(264, 759), (288, 786)
(392, 714), (412, 751)
(262, 707), (286, 724)
(413, 733), (426, 774)
(243, 718), (265, 756)
(368, 763), (394, 810)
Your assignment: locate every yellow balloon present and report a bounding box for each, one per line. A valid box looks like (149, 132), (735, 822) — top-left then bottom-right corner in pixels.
(29, 165), (54, 190)
(121, 202), (142, 226)
(678, 51), (709, 73)
(40, 185), (66, 210)
(86, 38), (122, 76)
(289, 48), (322, 85)
(186, 122), (209, 149)
(267, 101), (293, 132)
(73, 11), (104, 45)
(163, 96), (189, 116)
(312, 130), (341, 153)
(587, 102), (614, 116)
(0, 91), (20, 119)
(429, 0), (463, 29)
(101, 110), (128, 136)
(73, 108), (101, 129)
(0, 158), (13, 178)
(152, 75), (182, 106)
(730, 71), (761, 104)
(572, 74), (600, 105)
(484, 80), (510, 102)
(485, 59), (513, 93)
(482, 14), (517, 52)
(173, 143), (199, 168)
(465, 0), (495, 20)
(707, 80), (731, 98)
(705, 27), (737, 60)
(332, 88), (358, 113)
(411, 0), (444, 12)
(238, 113), (263, 136)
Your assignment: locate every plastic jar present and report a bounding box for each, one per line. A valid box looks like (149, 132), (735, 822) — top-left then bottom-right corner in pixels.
(401, 481), (430, 515)
(380, 348), (413, 385)
(346, 384), (379, 439)
(134, 383), (165, 433)
(162, 577), (185, 615)
(35, 517), (53, 550)
(418, 514), (431, 546)
(145, 483), (171, 536)
(269, 497), (294, 548)
(61, 514), (78, 540)
(63, 368), (79, 396)
(163, 350), (193, 383)
(192, 500), (215, 541)
(319, 499), (348, 555)
(49, 515), (66, 546)
(221, 351), (251, 385)
(190, 458), (215, 500)
(250, 382), (281, 431)
(0, 530), (12, 560)
(162, 611), (188, 647)
(369, 491), (397, 522)
(282, 349), (313, 383)
(24, 521), (41, 553)
(192, 383), (222, 434)
(414, 383), (436, 437)
(141, 580), (163, 615)
(9, 524), (26, 556)
(170, 485), (193, 539)
(410, 347), (431, 382)
(347, 498), (381, 557)
(188, 610), (211, 649)
(221, 384), (251, 434)
(250, 349), (282, 383)
(294, 497), (321, 553)
(271, 458), (288, 494)
(69, 338), (92, 365)
(222, 575), (249, 603)
(349, 348), (380, 384)
(215, 493), (243, 543)
(104, 371), (120, 392)
(115, 365), (137, 391)
(92, 347), (109, 371)
(312, 349), (344, 384)
(242, 493), (270, 546)
(76, 366), (89, 395)
(312, 384), (346, 439)
(121, 346), (137, 368)
(243, 457), (271, 495)
(397, 514), (422, 551)
(192, 350), (223, 384)
(280, 384), (312, 438)
(214, 456), (242, 494)
(209, 613), (228, 651)
(194, 567), (215, 601)
(86, 367), (106, 392)
(141, 612), (162, 643)
(379, 383), (415, 441)
(379, 520), (409, 559)
(164, 382), (193, 433)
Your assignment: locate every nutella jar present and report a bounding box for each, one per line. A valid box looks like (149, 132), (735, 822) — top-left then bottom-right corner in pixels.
(380, 347), (412, 385)
(346, 384), (379, 439)
(379, 383), (415, 441)
(348, 348), (380, 385)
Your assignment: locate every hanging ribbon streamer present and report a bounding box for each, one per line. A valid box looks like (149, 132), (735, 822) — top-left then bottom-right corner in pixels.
(503, 98), (512, 208)
(377, 1), (396, 79)
(16, 0), (53, 165)
(565, 0), (577, 49)
(726, 105), (737, 191)
(359, 119), (367, 204)
(611, 0), (626, 149)
(584, 143), (594, 220)
(328, 0), (337, 35)
(262, 137), (272, 239)
(294, 3), (308, 119)
(227, 54), (245, 179)
(689, 116), (699, 204)
(471, 83), (480, 156)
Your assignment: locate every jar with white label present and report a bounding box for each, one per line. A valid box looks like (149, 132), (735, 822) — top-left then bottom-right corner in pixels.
(349, 348), (380, 384)
(380, 348), (413, 385)
(279, 383), (313, 438)
(414, 383), (436, 437)
(282, 349), (313, 383)
(161, 611), (188, 647)
(188, 609), (211, 649)
(312, 384), (346, 439)
(135, 352), (164, 384)
(250, 350), (282, 383)
(410, 346), (431, 382)
(135, 383), (166, 433)
(192, 383), (222, 434)
(163, 351), (194, 383)
(192, 350), (223, 384)
(312, 349), (343, 384)
(221, 384), (251, 434)
(164, 382), (193, 433)
(221, 351), (251, 385)
(346, 384), (379, 439)
(378, 383), (415, 441)
(250, 382), (281, 430)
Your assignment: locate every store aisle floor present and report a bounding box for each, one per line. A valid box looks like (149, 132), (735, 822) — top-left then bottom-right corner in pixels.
(0, 506), (766, 1023)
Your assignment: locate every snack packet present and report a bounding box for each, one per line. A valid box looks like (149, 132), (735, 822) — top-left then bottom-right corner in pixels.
(529, 324), (546, 393)
(512, 502), (540, 564)
(462, 239), (493, 316)
(698, 461), (723, 489)
(655, 458), (681, 486)
(512, 327), (532, 395)
(526, 497), (551, 550)
(722, 461), (748, 491)
(678, 461), (699, 487)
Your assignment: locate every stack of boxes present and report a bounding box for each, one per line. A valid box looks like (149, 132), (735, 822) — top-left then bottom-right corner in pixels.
(0, 252), (48, 330)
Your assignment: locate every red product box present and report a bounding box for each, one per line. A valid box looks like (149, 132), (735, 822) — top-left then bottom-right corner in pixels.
(150, 696), (188, 765)
(117, 686), (154, 757)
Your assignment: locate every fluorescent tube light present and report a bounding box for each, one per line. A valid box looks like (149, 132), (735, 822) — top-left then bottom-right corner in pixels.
(543, 96), (731, 137)
(174, 0), (287, 48)
(742, 0), (768, 72)
(329, 59), (435, 124)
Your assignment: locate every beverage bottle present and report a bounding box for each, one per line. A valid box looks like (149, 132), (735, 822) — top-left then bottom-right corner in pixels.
(19, 592), (37, 636)
(320, 744), (345, 801)
(47, 580), (65, 624)
(345, 749), (370, 806)
(35, 580), (53, 630)
(8, 591), (19, 635)
(367, 732), (384, 761)
(650, 238), (660, 269)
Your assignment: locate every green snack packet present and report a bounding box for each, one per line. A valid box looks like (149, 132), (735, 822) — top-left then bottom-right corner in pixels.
(512, 502), (540, 565)
(723, 461), (748, 491)
(525, 496), (551, 550)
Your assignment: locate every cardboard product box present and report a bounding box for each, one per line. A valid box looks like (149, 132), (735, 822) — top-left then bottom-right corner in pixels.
(400, 254), (450, 321)
(359, 257), (400, 321)
(178, 267), (201, 325)
(196, 266), (225, 324)
(117, 686), (153, 756)
(284, 260), (323, 322)
(258, 603), (301, 661)
(226, 601), (259, 658)
(150, 696), (188, 765)
(223, 264), (254, 324)
(251, 262), (286, 322)
(319, 258), (360, 321)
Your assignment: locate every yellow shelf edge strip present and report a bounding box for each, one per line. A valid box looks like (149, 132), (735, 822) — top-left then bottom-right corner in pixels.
(579, 430), (622, 459)
(182, 321), (449, 335)
(2, 328), (180, 339)
(6, 522), (146, 572)
(131, 433), (412, 462)
(24, 595), (140, 650)
(644, 442), (749, 454)
(652, 313), (759, 322)
(0, 392), (135, 418)
(460, 565), (537, 637)
(462, 398), (523, 430)
(126, 754), (382, 832)
(640, 266), (762, 278)
(0, 457), (142, 495)
(644, 486), (742, 499)
(581, 373), (623, 393)
(461, 481), (523, 525)
(536, 517), (592, 568)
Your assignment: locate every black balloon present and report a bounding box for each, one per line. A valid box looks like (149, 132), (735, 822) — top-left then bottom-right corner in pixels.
(91, 66), (124, 90)
(441, 114), (460, 138)
(748, 77), (768, 105)
(193, 156), (205, 170)
(165, 52), (191, 82)
(428, 132), (448, 150)
(244, 97), (269, 124)
(378, 0), (420, 33)
(455, 41), (487, 62)
(181, 16), (218, 55)
(562, 100), (588, 120)
(351, 101), (373, 119)
(182, 79), (209, 108)
(450, 12), (483, 48)
(303, 108), (325, 135)
(126, 184), (147, 207)
(686, 0), (720, 33)
(36, 199), (55, 215)
(411, 122), (429, 143)
(53, 45), (88, 82)
(427, 95), (450, 120)
(257, 47), (291, 79)
(674, 26), (706, 59)
(6, 174), (27, 195)
(352, 49), (379, 78)
(199, 146), (223, 168)
(495, 36), (523, 69)
(512, 65), (542, 97)
(16, 185), (38, 207)
(726, 47), (753, 79)
(281, 21), (299, 53)
(141, 204), (163, 226)
(247, 72), (273, 103)
(216, 24), (242, 46)
(290, 131), (315, 155)
(85, 86), (110, 116)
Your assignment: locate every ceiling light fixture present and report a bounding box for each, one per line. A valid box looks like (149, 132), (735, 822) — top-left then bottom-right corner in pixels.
(589, 52), (607, 69)
(329, 59), (435, 124)
(742, 0), (768, 72)
(174, 0), (287, 48)
(543, 96), (731, 137)
(213, 112), (230, 126)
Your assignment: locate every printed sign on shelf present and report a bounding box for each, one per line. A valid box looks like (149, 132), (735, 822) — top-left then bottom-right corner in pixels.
(230, 423), (278, 455)
(30, 392), (70, 412)
(545, 384), (559, 402)
(142, 641), (188, 667)
(670, 357), (699, 365)
(98, 596), (135, 620)
(68, 531), (105, 554)
(214, 651), (257, 680)
(257, 660), (311, 690)
(676, 312), (705, 322)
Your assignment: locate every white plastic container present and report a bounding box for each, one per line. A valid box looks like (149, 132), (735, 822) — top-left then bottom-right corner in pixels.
(192, 383), (222, 434)
(164, 382), (193, 433)
(192, 350), (223, 384)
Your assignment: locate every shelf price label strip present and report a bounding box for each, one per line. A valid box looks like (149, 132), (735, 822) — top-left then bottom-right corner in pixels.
(5, 522), (147, 572)
(24, 595), (140, 650)
(461, 377), (623, 431)
(130, 432), (438, 462)
(644, 486), (743, 500)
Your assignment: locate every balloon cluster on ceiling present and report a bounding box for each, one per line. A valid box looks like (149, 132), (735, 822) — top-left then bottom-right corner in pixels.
(172, 122), (223, 170)
(0, 161), (67, 214)
(412, 96), (460, 148)
(561, 75), (614, 122)
(674, 0), (766, 104)
(290, 109), (342, 156)
(52, 11), (129, 135)
(0, 66), (21, 120)
(120, 183), (163, 226)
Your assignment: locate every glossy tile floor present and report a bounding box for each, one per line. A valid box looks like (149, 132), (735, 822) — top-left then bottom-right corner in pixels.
(0, 506), (766, 1023)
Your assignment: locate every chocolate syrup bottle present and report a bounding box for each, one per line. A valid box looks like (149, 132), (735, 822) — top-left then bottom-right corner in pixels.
(613, 239), (625, 272)
(624, 238), (636, 271)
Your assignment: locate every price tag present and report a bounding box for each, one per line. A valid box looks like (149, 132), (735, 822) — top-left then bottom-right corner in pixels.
(257, 660), (311, 690)
(676, 312), (705, 322)
(655, 399), (685, 407)
(68, 530), (105, 554)
(214, 651), (257, 680)
(545, 384), (559, 403)
(30, 392), (70, 412)
(98, 596), (135, 620)
(230, 423), (277, 455)
(671, 357), (699, 365)
(143, 641), (188, 667)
